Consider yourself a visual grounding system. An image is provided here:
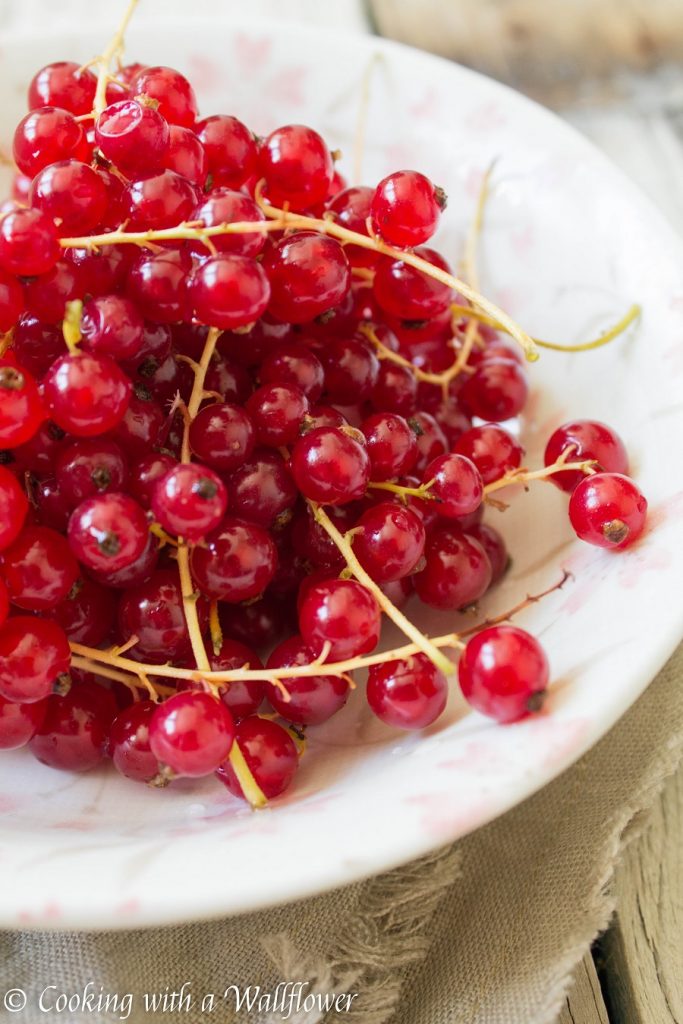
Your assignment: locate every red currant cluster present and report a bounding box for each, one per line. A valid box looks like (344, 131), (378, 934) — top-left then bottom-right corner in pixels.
(0, 37), (649, 807)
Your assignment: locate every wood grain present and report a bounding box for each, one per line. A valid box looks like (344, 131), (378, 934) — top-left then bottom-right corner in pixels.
(558, 955), (610, 1024)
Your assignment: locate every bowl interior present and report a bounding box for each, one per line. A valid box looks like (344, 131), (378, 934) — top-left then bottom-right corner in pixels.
(0, 21), (682, 928)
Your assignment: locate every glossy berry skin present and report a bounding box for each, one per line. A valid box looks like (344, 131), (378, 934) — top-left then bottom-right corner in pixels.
(56, 438), (129, 505)
(266, 634), (349, 725)
(110, 701), (160, 783)
(131, 65), (198, 127)
(28, 62), (97, 115)
(68, 493), (149, 573)
(129, 453), (177, 510)
(354, 503), (426, 583)
(224, 449), (298, 527)
(43, 352), (131, 437)
(327, 185), (376, 267)
(95, 100), (170, 177)
(259, 343), (325, 402)
(152, 463), (227, 541)
(11, 314), (65, 377)
(30, 160), (108, 235)
(299, 578), (381, 660)
(1, 526), (79, 611)
(361, 412), (418, 480)
(0, 360), (45, 448)
(52, 577), (116, 646)
(373, 248), (453, 320)
(259, 124), (333, 209)
(164, 125), (208, 185)
(454, 424), (524, 485)
(367, 653), (448, 730)
(90, 531), (159, 591)
(0, 208), (60, 277)
(0, 466), (28, 551)
(119, 570), (196, 661)
(149, 692), (235, 778)
(458, 625), (549, 723)
(23, 259), (82, 324)
(423, 453), (484, 518)
(191, 189), (265, 257)
(216, 716), (298, 800)
(210, 638), (265, 720)
(371, 362), (418, 417)
(0, 616), (71, 703)
(544, 420), (629, 493)
(0, 693), (47, 749)
(291, 426), (370, 505)
(29, 683), (111, 772)
(322, 337), (379, 404)
(110, 393), (164, 457)
(467, 522), (508, 583)
(189, 403), (255, 473)
(191, 517), (277, 603)
(460, 359), (529, 422)
(190, 254), (270, 330)
(127, 249), (192, 324)
(125, 170), (198, 230)
(13, 106), (89, 177)
(246, 383), (309, 446)
(568, 473), (647, 550)
(414, 526), (492, 610)
(410, 411), (448, 476)
(263, 233), (351, 324)
(0, 578), (7, 627)
(371, 170), (446, 248)
(195, 115), (257, 188)
(0, 269), (23, 333)
(81, 295), (145, 361)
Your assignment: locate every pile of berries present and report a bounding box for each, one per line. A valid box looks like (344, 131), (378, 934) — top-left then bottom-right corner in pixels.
(0, 48), (648, 805)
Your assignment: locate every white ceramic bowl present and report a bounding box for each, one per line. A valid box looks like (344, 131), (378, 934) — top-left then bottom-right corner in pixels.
(1, 20), (682, 930)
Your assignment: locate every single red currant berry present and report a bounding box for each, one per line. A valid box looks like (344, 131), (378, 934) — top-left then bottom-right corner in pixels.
(29, 682), (112, 772)
(131, 65), (198, 127)
(266, 634), (349, 726)
(0, 360), (45, 448)
(458, 625), (549, 723)
(30, 160), (108, 235)
(454, 424), (524, 485)
(246, 383), (309, 446)
(224, 449), (298, 528)
(0, 616), (71, 703)
(0, 692), (47, 749)
(460, 358), (529, 422)
(0, 208), (60, 277)
(190, 517), (278, 602)
(68, 493), (149, 573)
(1, 525), (79, 611)
(124, 170), (199, 231)
(371, 170), (446, 248)
(259, 124), (333, 209)
(151, 463), (227, 541)
(327, 185), (377, 267)
(110, 701), (161, 783)
(118, 570), (198, 661)
(299, 578), (381, 660)
(28, 62), (97, 115)
(544, 420), (629, 493)
(466, 522), (508, 583)
(95, 100), (170, 177)
(188, 403), (255, 473)
(52, 577), (117, 646)
(371, 363), (418, 417)
(259, 343), (325, 402)
(263, 232), (350, 324)
(568, 472), (648, 550)
(149, 691), (235, 778)
(43, 352), (131, 437)
(353, 502), (426, 583)
(409, 411), (448, 476)
(81, 294), (145, 361)
(367, 653), (448, 729)
(423, 453), (484, 518)
(291, 426), (370, 505)
(23, 259), (82, 325)
(215, 715), (299, 799)
(90, 532), (159, 591)
(126, 248), (192, 324)
(128, 452), (177, 510)
(361, 412), (418, 480)
(373, 248), (453, 320)
(164, 125), (208, 186)
(414, 526), (492, 610)
(56, 438), (129, 505)
(0, 465), (29, 550)
(321, 337), (379, 405)
(190, 189), (265, 257)
(190, 254), (270, 330)
(209, 638), (265, 720)
(195, 115), (257, 188)
(13, 106), (89, 178)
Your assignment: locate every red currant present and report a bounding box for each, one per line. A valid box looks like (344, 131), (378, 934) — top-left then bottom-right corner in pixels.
(215, 716), (298, 800)
(367, 653), (448, 729)
(68, 493), (149, 573)
(291, 426), (369, 505)
(151, 463), (227, 541)
(568, 472), (647, 549)
(259, 124), (333, 209)
(0, 616), (71, 703)
(544, 420), (628, 493)
(266, 634), (349, 725)
(371, 170), (446, 248)
(458, 626), (549, 723)
(149, 691), (234, 778)
(190, 517), (277, 602)
(299, 578), (381, 660)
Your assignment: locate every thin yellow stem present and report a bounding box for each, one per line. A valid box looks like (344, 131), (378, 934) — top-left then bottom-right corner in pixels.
(460, 160), (496, 291)
(93, 0), (140, 115)
(483, 458), (596, 496)
(308, 501), (456, 676)
(367, 478), (437, 502)
(209, 600), (223, 657)
(62, 300), (83, 355)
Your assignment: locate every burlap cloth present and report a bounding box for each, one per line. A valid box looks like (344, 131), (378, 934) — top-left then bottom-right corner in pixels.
(1, 3), (682, 1021)
(0, 642), (680, 1024)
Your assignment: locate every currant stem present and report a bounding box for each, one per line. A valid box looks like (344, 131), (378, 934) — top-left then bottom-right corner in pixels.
(93, 0), (141, 115)
(483, 457), (596, 496)
(367, 478), (437, 502)
(307, 500), (456, 676)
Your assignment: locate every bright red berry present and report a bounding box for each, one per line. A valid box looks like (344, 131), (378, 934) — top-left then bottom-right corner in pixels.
(149, 691), (235, 778)
(367, 653), (448, 729)
(458, 625), (549, 723)
(370, 170), (446, 248)
(568, 472), (647, 549)
(544, 420), (629, 493)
